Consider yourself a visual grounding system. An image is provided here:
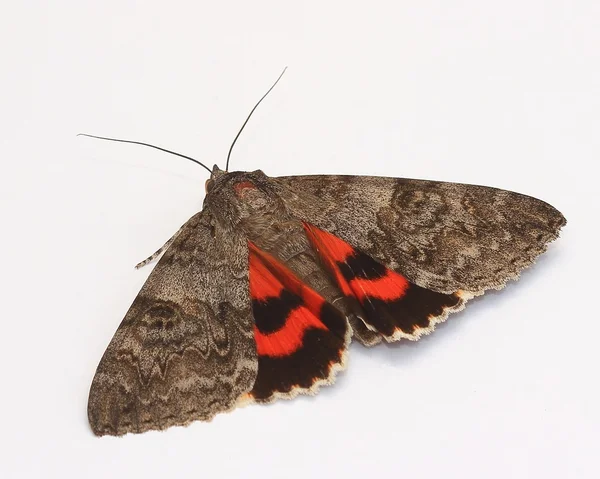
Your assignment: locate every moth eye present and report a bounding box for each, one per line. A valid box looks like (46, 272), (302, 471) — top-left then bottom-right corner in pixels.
(205, 179), (214, 193)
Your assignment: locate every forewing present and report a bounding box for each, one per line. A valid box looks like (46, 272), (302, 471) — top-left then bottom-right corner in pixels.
(274, 175), (566, 294)
(88, 211), (257, 436)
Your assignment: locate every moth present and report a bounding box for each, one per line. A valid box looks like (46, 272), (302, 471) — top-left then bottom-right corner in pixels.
(86, 71), (566, 436)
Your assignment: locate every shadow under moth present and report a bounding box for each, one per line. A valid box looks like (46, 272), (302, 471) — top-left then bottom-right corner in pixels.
(86, 71), (566, 436)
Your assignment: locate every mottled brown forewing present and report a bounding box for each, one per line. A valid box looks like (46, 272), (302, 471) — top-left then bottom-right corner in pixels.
(88, 211), (257, 436)
(273, 175), (566, 294)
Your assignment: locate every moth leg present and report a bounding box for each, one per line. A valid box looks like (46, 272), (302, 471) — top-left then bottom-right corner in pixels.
(134, 225), (184, 269)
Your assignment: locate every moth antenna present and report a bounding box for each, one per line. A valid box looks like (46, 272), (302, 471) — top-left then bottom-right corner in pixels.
(77, 133), (213, 174)
(225, 67), (287, 172)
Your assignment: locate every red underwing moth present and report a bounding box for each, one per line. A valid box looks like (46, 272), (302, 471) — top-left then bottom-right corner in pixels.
(85, 70), (566, 436)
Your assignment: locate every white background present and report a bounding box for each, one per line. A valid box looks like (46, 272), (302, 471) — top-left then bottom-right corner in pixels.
(1, 2), (598, 478)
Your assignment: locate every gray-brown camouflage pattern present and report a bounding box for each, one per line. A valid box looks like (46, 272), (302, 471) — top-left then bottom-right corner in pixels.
(274, 174), (566, 293)
(88, 210), (257, 436)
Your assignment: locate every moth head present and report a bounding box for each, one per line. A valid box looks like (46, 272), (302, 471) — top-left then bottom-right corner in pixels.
(205, 164), (226, 193)
(204, 169), (284, 227)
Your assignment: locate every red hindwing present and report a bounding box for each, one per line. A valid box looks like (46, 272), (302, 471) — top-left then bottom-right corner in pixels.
(303, 223), (466, 341)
